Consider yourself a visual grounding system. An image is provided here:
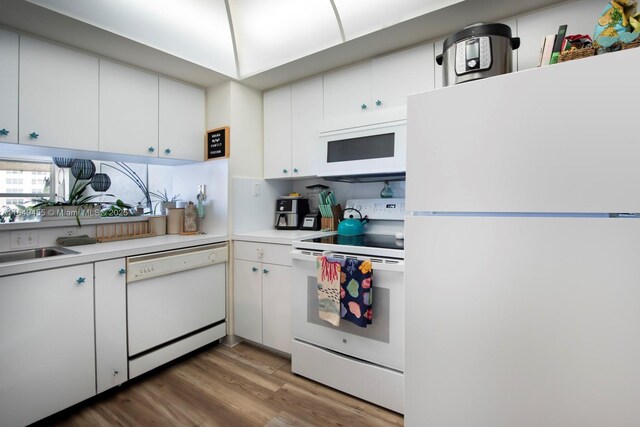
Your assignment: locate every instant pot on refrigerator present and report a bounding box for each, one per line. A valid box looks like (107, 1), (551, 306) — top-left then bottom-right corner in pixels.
(436, 22), (520, 86)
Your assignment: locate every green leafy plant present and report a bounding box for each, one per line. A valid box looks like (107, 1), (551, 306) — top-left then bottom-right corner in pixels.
(100, 199), (133, 217)
(101, 162), (152, 211)
(31, 177), (114, 226)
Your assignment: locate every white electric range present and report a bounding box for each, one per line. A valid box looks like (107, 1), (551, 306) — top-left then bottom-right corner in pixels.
(290, 198), (405, 414)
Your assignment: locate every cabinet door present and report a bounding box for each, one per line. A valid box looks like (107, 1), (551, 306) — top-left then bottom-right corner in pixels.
(262, 263), (292, 354)
(263, 85), (292, 179)
(371, 43), (435, 110)
(99, 60), (159, 157)
(233, 259), (263, 343)
(291, 76), (323, 178)
(0, 264), (95, 427)
(95, 258), (128, 394)
(19, 36), (99, 150)
(323, 61), (372, 120)
(0, 29), (18, 144)
(159, 77), (205, 161)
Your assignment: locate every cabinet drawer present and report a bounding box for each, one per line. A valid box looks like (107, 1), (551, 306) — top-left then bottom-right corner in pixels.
(234, 241), (292, 266)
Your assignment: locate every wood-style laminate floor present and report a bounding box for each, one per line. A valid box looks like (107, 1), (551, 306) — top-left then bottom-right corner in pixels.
(43, 342), (404, 427)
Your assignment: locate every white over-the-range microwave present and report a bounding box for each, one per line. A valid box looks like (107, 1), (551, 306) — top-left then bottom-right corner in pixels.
(318, 119), (406, 181)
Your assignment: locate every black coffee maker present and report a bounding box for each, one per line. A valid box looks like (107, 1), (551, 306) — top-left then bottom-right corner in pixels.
(274, 198), (309, 230)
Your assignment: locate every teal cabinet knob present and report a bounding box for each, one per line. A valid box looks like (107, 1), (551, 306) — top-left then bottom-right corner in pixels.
(282, 169), (288, 174)
(361, 104), (367, 110)
(148, 146), (155, 153)
(118, 268), (126, 275)
(263, 268), (269, 274)
(76, 277), (86, 284)
(376, 99), (382, 106)
(252, 267), (258, 272)
(29, 132), (39, 139)
(293, 168), (299, 173)
(164, 148), (171, 154)
(0, 128), (8, 136)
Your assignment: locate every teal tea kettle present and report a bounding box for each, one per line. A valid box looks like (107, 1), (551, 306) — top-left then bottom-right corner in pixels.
(337, 208), (369, 236)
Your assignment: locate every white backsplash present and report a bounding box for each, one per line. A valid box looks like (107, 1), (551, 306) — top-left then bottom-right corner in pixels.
(231, 177), (292, 234)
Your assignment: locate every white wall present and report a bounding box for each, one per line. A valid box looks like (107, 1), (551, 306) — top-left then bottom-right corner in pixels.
(229, 82), (263, 179)
(230, 177), (292, 234)
(172, 159), (228, 236)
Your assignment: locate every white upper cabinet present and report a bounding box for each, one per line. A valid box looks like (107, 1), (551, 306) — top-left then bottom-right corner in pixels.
(290, 76), (323, 178)
(159, 77), (205, 161)
(264, 85), (293, 179)
(99, 60), (159, 157)
(19, 36), (99, 150)
(264, 76), (324, 179)
(371, 43), (435, 110)
(324, 43), (434, 121)
(323, 61), (372, 120)
(0, 29), (18, 144)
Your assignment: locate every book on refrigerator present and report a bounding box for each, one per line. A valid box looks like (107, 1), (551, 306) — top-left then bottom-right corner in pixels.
(549, 24), (568, 64)
(540, 33), (556, 66)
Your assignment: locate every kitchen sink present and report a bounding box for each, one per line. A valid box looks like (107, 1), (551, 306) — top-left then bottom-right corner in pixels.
(0, 246), (79, 263)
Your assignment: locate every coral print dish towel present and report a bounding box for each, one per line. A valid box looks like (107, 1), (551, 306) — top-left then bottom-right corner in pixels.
(341, 259), (373, 328)
(317, 256), (341, 326)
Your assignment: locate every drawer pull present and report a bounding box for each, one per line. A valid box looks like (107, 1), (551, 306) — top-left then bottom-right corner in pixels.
(29, 132), (39, 139)
(148, 146), (155, 153)
(118, 268), (126, 275)
(0, 128), (8, 136)
(76, 277), (86, 284)
(252, 267), (258, 272)
(263, 268), (269, 274)
(164, 148), (171, 154)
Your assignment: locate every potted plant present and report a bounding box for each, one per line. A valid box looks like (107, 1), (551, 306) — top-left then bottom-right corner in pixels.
(149, 189), (180, 215)
(32, 177), (113, 226)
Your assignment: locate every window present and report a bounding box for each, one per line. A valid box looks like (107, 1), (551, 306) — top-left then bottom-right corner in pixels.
(0, 160), (55, 208)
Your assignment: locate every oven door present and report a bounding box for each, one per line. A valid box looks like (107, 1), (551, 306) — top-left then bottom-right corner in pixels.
(318, 120), (406, 178)
(291, 249), (404, 371)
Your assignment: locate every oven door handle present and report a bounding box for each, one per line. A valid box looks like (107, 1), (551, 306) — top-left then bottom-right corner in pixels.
(290, 249), (405, 272)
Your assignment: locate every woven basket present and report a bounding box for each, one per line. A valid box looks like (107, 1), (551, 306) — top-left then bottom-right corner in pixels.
(622, 39), (640, 50)
(558, 47), (596, 63)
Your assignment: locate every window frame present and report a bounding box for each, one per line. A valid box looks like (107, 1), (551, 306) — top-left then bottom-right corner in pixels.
(0, 159), (56, 206)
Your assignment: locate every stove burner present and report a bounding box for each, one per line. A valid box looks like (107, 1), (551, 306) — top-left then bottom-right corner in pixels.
(301, 233), (404, 250)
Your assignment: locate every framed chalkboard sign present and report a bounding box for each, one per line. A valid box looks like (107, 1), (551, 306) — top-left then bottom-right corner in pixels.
(206, 126), (230, 160)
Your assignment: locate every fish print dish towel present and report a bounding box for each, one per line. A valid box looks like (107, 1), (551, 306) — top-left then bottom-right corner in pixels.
(340, 258), (373, 328)
(317, 256), (342, 326)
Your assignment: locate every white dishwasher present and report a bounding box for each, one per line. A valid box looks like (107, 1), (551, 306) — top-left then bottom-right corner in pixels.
(126, 243), (227, 378)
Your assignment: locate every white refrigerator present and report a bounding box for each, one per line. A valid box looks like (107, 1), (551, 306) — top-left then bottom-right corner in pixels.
(404, 47), (640, 427)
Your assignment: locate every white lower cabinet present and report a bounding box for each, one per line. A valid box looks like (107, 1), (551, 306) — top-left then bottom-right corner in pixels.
(233, 242), (292, 353)
(0, 264), (95, 427)
(94, 258), (128, 394)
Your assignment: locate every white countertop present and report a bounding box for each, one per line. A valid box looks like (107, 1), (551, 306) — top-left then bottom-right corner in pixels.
(0, 234), (229, 277)
(232, 229), (332, 245)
